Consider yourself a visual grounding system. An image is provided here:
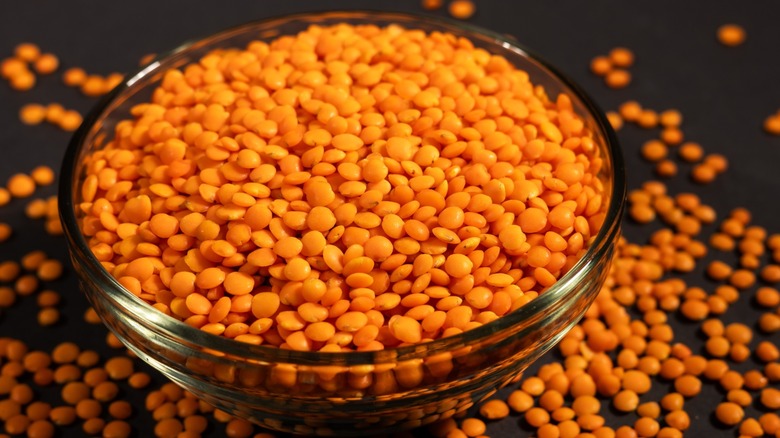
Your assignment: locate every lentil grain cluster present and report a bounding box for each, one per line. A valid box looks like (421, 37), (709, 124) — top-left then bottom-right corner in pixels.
(77, 23), (608, 352)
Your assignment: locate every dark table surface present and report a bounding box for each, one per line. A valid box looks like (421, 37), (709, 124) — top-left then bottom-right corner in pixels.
(1, 1), (779, 437)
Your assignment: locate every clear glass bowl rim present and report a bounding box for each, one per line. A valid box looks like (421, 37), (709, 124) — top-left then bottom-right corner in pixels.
(59, 10), (626, 366)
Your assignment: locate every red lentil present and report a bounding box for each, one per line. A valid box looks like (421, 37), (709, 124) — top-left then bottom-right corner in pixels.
(717, 24), (746, 47)
(75, 23), (608, 353)
(448, 0), (476, 19)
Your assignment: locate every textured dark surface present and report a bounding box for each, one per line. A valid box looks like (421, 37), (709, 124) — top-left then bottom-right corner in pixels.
(0, 1), (779, 437)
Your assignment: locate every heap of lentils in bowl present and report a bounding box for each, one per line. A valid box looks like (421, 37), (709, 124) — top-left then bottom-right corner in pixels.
(77, 23), (608, 352)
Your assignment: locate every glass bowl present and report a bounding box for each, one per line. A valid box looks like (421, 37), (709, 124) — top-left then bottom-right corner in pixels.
(59, 11), (625, 436)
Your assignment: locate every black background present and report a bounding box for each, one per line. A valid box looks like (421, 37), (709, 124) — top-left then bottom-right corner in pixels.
(1, 1), (779, 437)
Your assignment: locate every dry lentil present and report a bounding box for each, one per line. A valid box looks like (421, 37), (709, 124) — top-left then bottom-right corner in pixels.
(19, 104), (47, 125)
(62, 67), (86, 86)
(33, 53), (58, 75)
(421, 0), (443, 10)
(765, 114), (780, 135)
(478, 399), (509, 420)
(103, 420), (132, 437)
(717, 24), (746, 46)
(7, 173), (36, 198)
(715, 402), (744, 426)
(608, 47), (634, 67)
(591, 56), (612, 76)
(448, 0), (476, 19)
(605, 70), (631, 89)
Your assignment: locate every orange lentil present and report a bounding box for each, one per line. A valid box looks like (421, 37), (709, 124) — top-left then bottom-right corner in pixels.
(58, 110), (83, 132)
(764, 115), (780, 135)
(660, 393), (684, 412)
(612, 390), (639, 412)
(37, 307), (59, 326)
(591, 56), (613, 76)
(641, 140), (668, 162)
(739, 418), (764, 437)
(665, 410), (690, 431)
(62, 67), (86, 86)
(727, 388), (752, 407)
(677, 142), (704, 162)
(75, 397), (103, 420)
(155, 418), (183, 437)
(720, 370), (745, 391)
(36, 259), (63, 281)
(761, 388), (780, 409)
(33, 52), (58, 74)
(755, 287), (779, 307)
(525, 407), (550, 428)
(104, 356), (134, 380)
(19, 104), (47, 125)
(15, 42), (40, 61)
(758, 313), (780, 333)
(572, 395), (600, 416)
(48, 405), (77, 426)
(691, 164), (716, 183)
(637, 110), (659, 129)
(605, 69), (631, 89)
(659, 109), (682, 127)
(538, 390), (564, 412)
(30, 166), (55, 186)
(717, 24), (746, 47)
(461, 418), (486, 437)
(655, 160), (677, 178)
(724, 323), (752, 344)
(759, 413), (780, 435)
(621, 370), (651, 394)
(15, 274), (38, 295)
(637, 401), (660, 419)
(7, 173), (36, 198)
(619, 101), (642, 121)
(448, 0), (476, 19)
(5, 414), (31, 435)
(634, 417), (659, 437)
(1, 57), (26, 78)
(673, 375), (701, 397)
(743, 370), (768, 390)
(715, 402), (744, 426)
(680, 299), (708, 321)
(609, 47), (634, 67)
(606, 111), (623, 130)
(0, 223), (11, 243)
(81, 75), (106, 96)
(704, 153), (729, 173)
(507, 390), (534, 413)
(421, 0), (443, 9)
(755, 341), (779, 362)
(660, 127), (684, 145)
(9, 69), (36, 90)
(0, 187), (9, 206)
(0, 287), (16, 307)
(103, 420), (131, 437)
(479, 399), (510, 420)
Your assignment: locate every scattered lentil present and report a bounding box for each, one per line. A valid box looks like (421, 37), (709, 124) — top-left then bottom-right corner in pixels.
(717, 24), (746, 47)
(448, 0), (476, 19)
